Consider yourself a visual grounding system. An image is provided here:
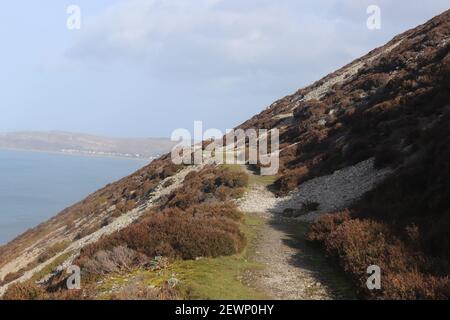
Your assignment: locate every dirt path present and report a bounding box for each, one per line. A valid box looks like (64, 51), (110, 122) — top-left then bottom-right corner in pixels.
(236, 164), (384, 300)
(249, 215), (334, 299)
(239, 186), (339, 300)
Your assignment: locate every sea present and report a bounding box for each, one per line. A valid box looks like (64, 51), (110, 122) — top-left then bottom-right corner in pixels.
(0, 149), (147, 245)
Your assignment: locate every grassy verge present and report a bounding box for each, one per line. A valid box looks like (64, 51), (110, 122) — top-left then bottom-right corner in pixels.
(278, 220), (357, 299)
(168, 213), (267, 299)
(249, 174), (277, 187)
(97, 214), (267, 300)
(220, 163), (277, 188)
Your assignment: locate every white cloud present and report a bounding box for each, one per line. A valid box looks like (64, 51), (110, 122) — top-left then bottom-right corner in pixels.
(64, 0), (448, 94)
(65, 1), (351, 88)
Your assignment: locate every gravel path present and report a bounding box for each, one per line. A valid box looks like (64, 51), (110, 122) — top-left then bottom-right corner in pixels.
(247, 216), (333, 299)
(237, 158), (391, 221)
(237, 158), (390, 299)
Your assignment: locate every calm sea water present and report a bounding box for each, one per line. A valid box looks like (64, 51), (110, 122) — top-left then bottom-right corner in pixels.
(0, 149), (147, 245)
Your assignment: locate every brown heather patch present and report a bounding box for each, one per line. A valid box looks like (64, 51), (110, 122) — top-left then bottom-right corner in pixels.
(58, 167), (250, 297)
(2, 281), (46, 300)
(244, 10), (450, 299)
(306, 112), (450, 299)
(165, 165), (249, 209)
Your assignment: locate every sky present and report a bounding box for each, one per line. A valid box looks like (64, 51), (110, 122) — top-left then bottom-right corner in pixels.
(0, 1), (448, 138)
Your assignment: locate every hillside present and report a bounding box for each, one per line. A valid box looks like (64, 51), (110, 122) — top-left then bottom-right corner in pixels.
(0, 9), (449, 300)
(0, 131), (176, 159)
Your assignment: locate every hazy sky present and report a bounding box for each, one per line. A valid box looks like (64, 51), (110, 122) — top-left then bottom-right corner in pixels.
(0, 1), (448, 137)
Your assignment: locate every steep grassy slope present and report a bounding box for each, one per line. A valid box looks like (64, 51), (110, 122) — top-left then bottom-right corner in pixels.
(238, 10), (449, 195)
(0, 155), (182, 282)
(2, 165), (250, 299)
(237, 9), (450, 299)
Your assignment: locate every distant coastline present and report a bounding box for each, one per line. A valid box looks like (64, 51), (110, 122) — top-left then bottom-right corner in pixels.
(0, 146), (152, 161)
(0, 131), (176, 161)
